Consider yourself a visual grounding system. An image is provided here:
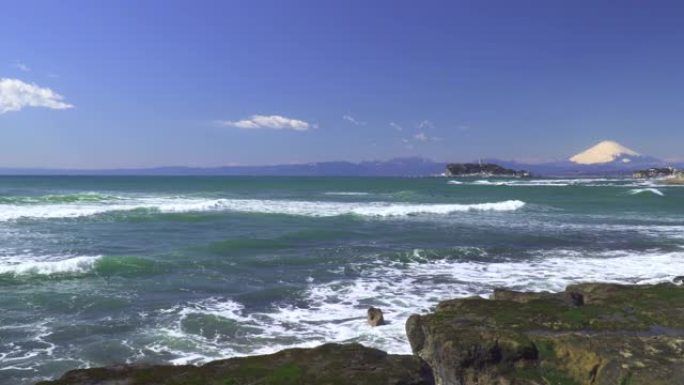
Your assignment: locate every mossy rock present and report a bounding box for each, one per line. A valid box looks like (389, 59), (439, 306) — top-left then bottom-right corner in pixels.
(406, 283), (684, 385)
(37, 343), (434, 385)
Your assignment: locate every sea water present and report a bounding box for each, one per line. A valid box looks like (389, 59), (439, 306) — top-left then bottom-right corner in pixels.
(0, 176), (682, 384)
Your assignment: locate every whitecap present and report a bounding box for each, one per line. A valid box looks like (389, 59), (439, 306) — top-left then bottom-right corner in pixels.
(323, 192), (370, 196)
(0, 198), (526, 221)
(471, 180), (506, 186)
(628, 188), (664, 196)
(148, 248), (684, 360)
(0, 255), (101, 276)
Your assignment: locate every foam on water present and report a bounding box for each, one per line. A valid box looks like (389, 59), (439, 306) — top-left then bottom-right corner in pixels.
(471, 180), (507, 186)
(458, 178), (671, 188)
(0, 198), (526, 221)
(628, 188), (665, 196)
(323, 192), (371, 196)
(150, 248), (684, 361)
(0, 255), (101, 276)
(0, 320), (59, 375)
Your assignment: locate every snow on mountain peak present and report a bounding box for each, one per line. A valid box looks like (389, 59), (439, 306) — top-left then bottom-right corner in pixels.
(569, 140), (640, 165)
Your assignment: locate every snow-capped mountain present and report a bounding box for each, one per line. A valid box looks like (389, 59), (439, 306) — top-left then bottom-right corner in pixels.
(566, 140), (664, 170)
(485, 140), (667, 176)
(569, 140), (640, 165)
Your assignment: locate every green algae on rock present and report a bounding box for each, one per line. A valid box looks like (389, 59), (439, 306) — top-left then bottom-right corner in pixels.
(406, 283), (684, 385)
(36, 343), (434, 385)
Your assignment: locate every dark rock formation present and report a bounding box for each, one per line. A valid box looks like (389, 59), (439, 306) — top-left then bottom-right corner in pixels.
(632, 167), (678, 179)
(492, 288), (585, 307)
(446, 163), (530, 178)
(406, 283), (684, 385)
(37, 343), (434, 385)
(368, 306), (385, 326)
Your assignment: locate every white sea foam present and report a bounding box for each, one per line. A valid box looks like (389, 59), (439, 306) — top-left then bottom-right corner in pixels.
(0, 319), (57, 371)
(447, 180), (463, 185)
(151, 248), (684, 360)
(462, 178), (666, 187)
(0, 255), (101, 276)
(471, 180), (507, 186)
(323, 192), (371, 196)
(628, 188), (665, 196)
(0, 198), (526, 221)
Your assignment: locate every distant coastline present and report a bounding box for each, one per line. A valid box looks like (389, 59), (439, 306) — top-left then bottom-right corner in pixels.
(1, 157), (681, 177)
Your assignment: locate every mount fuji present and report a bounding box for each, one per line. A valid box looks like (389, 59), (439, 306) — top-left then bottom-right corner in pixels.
(487, 140), (669, 176)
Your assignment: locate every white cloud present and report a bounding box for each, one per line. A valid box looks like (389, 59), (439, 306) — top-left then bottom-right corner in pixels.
(0, 78), (73, 114)
(343, 115), (365, 126)
(413, 132), (441, 142)
(418, 120), (434, 130)
(390, 122), (403, 131)
(14, 62), (31, 72)
(414, 132), (429, 142)
(223, 115), (313, 131)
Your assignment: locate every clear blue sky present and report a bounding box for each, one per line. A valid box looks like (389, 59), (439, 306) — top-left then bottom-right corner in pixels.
(1, 0), (683, 168)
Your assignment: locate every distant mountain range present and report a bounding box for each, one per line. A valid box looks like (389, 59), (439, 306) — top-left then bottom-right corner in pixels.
(0, 157), (446, 177)
(0, 140), (680, 177)
(487, 140), (677, 176)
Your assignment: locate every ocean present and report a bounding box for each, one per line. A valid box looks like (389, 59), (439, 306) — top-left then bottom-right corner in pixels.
(0, 176), (682, 384)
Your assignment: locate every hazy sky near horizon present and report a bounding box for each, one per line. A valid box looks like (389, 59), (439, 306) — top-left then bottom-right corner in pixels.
(1, 0), (683, 168)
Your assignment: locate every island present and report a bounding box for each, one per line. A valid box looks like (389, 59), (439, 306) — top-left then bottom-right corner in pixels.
(632, 166), (678, 179)
(446, 163), (530, 178)
(633, 166), (684, 184)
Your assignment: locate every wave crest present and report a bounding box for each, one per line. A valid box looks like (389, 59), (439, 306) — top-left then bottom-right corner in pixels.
(0, 255), (101, 276)
(0, 198), (526, 221)
(628, 188), (664, 196)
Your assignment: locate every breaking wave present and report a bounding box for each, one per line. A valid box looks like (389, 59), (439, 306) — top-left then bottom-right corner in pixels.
(628, 188), (664, 196)
(0, 198), (526, 221)
(149, 247), (684, 361)
(323, 192), (371, 196)
(0, 255), (101, 276)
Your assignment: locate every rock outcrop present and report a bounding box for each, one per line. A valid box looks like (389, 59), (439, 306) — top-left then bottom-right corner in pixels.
(37, 343), (434, 385)
(406, 283), (684, 385)
(632, 166), (678, 179)
(368, 306), (385, 326)
(446, 163), (530, 178)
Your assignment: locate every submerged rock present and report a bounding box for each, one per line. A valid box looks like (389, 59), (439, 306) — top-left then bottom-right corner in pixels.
(368, 306), (385, 326)
(406, 283), (684, 385)
(37, 343), (434, 385)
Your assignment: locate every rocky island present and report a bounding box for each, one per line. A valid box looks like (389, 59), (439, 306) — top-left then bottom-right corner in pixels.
(633, 167), (684, 185)
(632, 166), (678, 179)
(38, 282), (684, 385)
(446, 163), (530, 178)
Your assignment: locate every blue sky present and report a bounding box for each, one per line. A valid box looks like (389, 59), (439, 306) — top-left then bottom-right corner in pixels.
(1, 0), (683, 168)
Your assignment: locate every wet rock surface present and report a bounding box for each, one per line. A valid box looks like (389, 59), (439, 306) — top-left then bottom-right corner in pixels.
(368, 306), (385, 326)
(406, 283), (684, 385)
(37, 343), (434, 385)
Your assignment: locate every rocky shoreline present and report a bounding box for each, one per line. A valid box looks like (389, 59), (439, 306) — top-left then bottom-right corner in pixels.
(38, 282), (684, 385)
(445, 163), (530, 178)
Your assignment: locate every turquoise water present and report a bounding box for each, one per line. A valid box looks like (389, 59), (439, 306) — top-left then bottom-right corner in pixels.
(0, 176), (683, 384)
